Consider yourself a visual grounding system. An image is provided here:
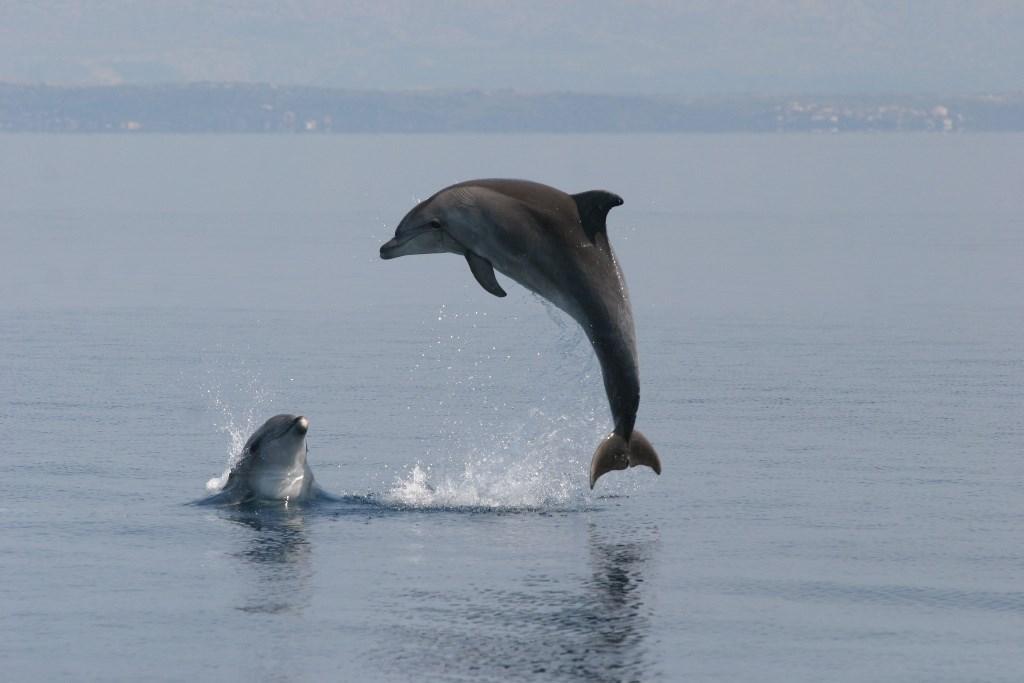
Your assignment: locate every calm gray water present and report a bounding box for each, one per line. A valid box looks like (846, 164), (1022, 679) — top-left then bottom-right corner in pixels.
(1, 134), (1022, 681)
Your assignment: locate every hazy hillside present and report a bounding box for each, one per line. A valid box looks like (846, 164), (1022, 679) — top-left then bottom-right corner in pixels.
(1, 84), (1022, 133)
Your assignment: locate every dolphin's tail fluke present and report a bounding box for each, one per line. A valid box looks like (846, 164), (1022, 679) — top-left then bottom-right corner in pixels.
(589, 430), (661, 489)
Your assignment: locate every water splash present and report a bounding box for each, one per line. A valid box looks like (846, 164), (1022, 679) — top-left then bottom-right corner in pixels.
(384, 458), (578, 511)
(383, 297), (614, 510)
(202, 376), (273, 492)
(383, 407), (605, 510)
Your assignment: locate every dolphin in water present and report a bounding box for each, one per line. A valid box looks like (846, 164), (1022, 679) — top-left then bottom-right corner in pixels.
(380, 179), (660, 488)
(205, 414), (317, 504)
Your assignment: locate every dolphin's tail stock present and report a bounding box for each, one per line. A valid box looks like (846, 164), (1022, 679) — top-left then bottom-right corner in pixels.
(589, 430), (661, 489)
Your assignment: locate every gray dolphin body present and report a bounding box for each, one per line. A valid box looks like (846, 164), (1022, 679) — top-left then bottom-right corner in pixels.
(380, 179), (660, 488)
(207, 414), (316, 503)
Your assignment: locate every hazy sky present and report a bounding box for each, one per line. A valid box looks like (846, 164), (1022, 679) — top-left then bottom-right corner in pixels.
(2, 1), (1022, 94)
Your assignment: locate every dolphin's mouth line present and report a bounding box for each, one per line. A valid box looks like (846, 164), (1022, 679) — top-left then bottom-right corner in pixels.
(382, 223), (438, 251)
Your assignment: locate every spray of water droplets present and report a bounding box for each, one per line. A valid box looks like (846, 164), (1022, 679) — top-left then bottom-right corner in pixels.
(201, 375), (273, 492)
(383, 297), (611, 510)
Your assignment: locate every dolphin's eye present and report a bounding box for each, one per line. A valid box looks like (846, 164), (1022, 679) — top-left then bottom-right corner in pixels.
(429, 218), (442, 228)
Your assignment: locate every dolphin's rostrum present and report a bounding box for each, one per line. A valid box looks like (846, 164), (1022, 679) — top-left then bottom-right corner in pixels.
(380, 179), (661, 488)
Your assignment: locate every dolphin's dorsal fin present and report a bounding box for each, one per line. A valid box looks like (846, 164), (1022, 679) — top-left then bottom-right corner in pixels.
(572, 190), (623, 242)
(465, 252), (507, 297)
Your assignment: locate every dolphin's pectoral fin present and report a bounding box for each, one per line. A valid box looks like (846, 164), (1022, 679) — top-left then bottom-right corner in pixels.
(465, 252), (507, 297)
(572, 190), (624, 242)
(222, 464), (246, 493)
(589, 430), (661, 489)
(220, 446), (255, 491)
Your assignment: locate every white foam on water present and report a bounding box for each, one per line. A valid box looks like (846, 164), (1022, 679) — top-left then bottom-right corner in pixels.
(385, 457), (576, 510)
(383, 408), (605, 510)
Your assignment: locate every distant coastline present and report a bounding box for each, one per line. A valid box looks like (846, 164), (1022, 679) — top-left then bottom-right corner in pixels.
(1, 83), (1022, 133)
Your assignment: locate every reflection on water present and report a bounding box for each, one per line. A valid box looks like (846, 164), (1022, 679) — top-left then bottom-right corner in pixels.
(381, 520), (660, 682)
(222, 505), (314, 616)
(580, 523), (654, 679)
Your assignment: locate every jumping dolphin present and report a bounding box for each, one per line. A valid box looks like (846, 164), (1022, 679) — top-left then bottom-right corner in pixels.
(380, 179), (660, 489)
(205, 414), (316, 503)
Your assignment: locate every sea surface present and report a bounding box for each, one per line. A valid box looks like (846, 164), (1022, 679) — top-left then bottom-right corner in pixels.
(1, 133), (1022, 681)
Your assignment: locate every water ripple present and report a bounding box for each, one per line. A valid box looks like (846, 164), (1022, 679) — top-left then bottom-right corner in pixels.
(371, 524), (660, 682)
(716, 578), (1024, 613)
